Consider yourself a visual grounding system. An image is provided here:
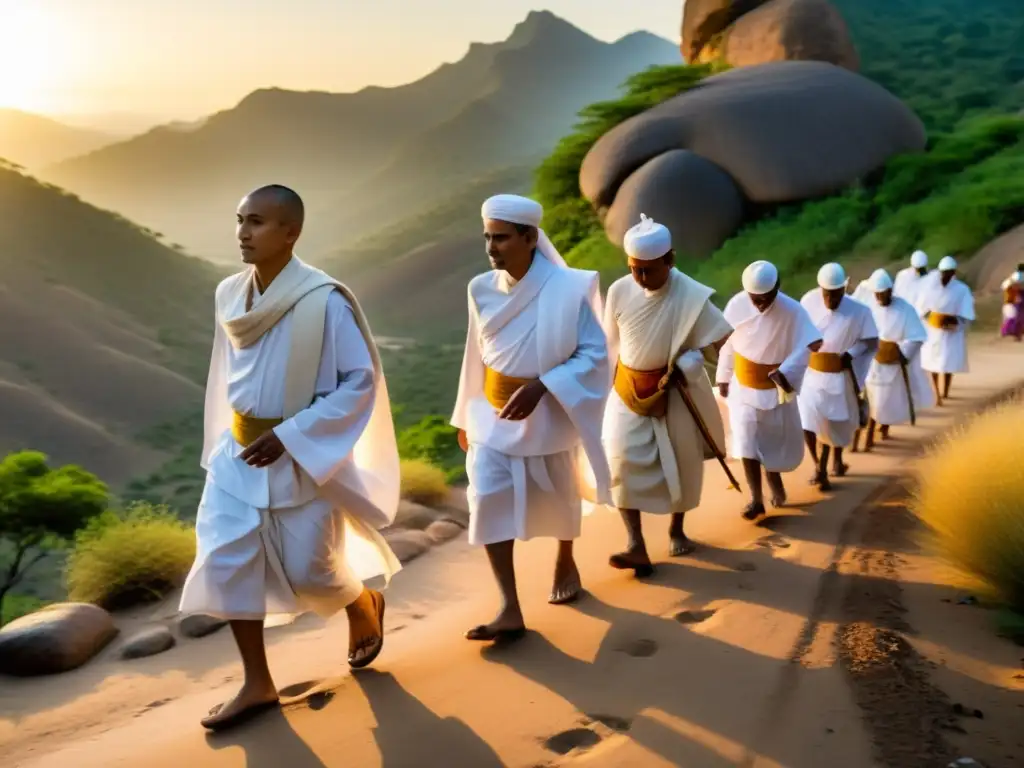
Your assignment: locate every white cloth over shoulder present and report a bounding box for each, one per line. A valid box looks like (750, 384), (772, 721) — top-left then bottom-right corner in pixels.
(716, 292), (821, 471)
(451, 253), (611, 545)
(866, 297), (934, 425)
(180, 256), (400, 624)
(918, 276), (975, 374)
(797, 292), (877, 448)
(893, 267), (933, 307)
(602, 270), (731, 514)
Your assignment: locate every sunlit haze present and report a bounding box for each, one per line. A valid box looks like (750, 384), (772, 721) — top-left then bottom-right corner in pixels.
(0, 0), (684, 129)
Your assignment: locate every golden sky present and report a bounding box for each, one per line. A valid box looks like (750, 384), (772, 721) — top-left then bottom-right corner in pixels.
(0, 0), (683, 126)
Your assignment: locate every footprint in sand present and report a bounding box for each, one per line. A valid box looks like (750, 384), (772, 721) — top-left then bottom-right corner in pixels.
(279, 681), (336, 711)
(673, 609), (717, 625)
(542, 727), (602, 755)
(615, 638), (659, 658)
(588, 714), (633, 732)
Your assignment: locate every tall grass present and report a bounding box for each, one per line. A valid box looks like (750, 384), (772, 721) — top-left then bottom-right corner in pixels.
(913, 398), (1024, 613)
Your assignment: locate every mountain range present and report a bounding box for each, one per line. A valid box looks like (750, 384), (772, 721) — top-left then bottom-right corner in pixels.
(40, 11), (679, 265)
(0, 109), (116, 170)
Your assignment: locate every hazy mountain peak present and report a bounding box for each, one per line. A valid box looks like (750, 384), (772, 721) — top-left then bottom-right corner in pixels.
(506, 9), (591, 48)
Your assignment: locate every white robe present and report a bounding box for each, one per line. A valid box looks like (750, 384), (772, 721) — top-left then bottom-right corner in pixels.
(602, 270), (732, 514)
(716, 292), (821, 472)
(851, 280), (873, 306)
(893, 267), (933, 306)
(865, 297), (934, 425)
(918, 277), (975, 374)
(797, 292), (877, 448)
(180, 270), (398, 623)
(451, 254), (611, 546)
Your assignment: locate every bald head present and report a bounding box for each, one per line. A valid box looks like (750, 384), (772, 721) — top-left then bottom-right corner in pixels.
(236, 184), (305, 265)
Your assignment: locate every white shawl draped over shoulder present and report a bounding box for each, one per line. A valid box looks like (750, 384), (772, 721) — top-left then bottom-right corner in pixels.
(204, 256), (401, 582)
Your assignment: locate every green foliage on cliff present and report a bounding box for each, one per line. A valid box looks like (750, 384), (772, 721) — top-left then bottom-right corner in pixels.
(835, 0), (1024, 133)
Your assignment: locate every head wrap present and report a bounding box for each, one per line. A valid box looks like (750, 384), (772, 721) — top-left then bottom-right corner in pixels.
(869, 268), (893, 293)
(910, 250), (929, 269)
(1013, 271), (1024, 284)
(938, 255), (957, 272)
(623, 213), (672, 261)
(817, 262), (848, 291)
(481, 194), (567, 269)
(742, 260), (778, 295)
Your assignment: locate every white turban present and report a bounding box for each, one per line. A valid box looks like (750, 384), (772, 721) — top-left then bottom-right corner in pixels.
(817, 262), (848, 290)
(623, 213), (672, 260)
(742, 260), (778, 295)
(868, 268), (893, 292)
(910, 250), (929, 269)
(481, 193), (567, 269)
(938, 255), (957, 272)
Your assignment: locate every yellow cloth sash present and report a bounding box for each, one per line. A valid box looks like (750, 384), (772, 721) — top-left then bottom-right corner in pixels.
(875, 340), (902, 365)
(734, 353), (777, 390)
(483, 367), (533, 410)
(232, 412), (284, 448)
(928, 312), (957, 330)
(809, 351), (844, 374)
(614, 359), (669, 417)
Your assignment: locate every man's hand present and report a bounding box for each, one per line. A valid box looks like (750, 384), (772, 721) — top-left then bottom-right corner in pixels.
(457, 429), (468, 453)
(841, 351), (854, 369)
(498, 379), (548, 421)
(659, 367), (685, 392)
(240, 430), (287, 468)
(718, 382), (729, 399)
(942, 315), (960, 329)
(898, 349), (908, 365)
(769, 370), (793, 394)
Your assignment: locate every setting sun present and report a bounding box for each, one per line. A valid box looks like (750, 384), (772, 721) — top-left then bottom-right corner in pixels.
(0, 2), (73, 112)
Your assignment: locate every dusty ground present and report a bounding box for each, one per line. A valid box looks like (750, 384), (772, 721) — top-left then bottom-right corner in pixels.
(3, 342), (1024, 767)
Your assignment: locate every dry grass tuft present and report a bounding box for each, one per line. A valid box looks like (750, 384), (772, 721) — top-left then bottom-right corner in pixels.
(400, 459), (449, 507)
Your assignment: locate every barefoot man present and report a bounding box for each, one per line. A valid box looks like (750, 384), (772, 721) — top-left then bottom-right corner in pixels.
(601, 215), (732, 577)
(893, 249), (933, 304)
(798, 263), (878, 490)
(180, 185), (400, 730)
(716, 261), (822, 522)
(451, 194), (611, 641)
(861, 268), (934, 450)
(918, 255), (975, 405)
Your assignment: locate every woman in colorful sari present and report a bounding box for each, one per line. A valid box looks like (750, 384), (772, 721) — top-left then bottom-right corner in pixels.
(1000, 266), (1024, 341)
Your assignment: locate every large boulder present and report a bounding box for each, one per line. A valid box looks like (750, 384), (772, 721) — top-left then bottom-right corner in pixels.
(581, 61), (926, 211)
(681, 0), (768, 62)
(962, 224), (1024, 294)
(0, 603), (118, 676)
(604, 149), (745, 259)
(714, 0), (859, 71)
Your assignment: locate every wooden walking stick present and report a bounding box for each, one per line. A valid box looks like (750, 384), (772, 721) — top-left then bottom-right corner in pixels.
(671, 376), (742, 493)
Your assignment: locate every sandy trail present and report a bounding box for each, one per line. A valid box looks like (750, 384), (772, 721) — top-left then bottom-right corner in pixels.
(4, 341), (1024, 768)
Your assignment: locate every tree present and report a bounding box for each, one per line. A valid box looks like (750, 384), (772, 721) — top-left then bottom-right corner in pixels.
(0, 451), (109, 625)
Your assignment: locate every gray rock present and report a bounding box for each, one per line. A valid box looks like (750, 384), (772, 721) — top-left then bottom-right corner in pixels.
(425, 520), (465, 545)
(178, 613), (228, 639)
(580, 61), (926, 209)
(0, 603), (118, 676)
(393, 500), (441, 531)
(604, 149), (745, 259)
(121, 625), (176, 659)
(383, 529), (434, 564)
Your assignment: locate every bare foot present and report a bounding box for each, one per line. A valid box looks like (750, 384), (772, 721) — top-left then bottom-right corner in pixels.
(609, 545), (654, 577)
(466, 604), (526, 641)
(550, 554), (581, 604)
(766, 474), (787, 508)
(201, 682), (279, 731)
(668, 534), (696, 557)
(346, 588), (385, 668)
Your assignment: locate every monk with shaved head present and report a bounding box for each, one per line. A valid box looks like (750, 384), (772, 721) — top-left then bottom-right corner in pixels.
(179, 185), (402, 730)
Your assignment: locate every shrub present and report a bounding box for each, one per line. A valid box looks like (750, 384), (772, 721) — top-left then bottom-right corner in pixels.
(913, 399), (1024, 614)
(0, 593), (48, 625)
(65, 502), (196, 610)
(399, 459), (449, 507)
(396, 415), (466, 483)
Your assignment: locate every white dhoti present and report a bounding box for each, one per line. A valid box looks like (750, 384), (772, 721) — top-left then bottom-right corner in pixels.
(181, 480), (364, 620)
(729, 399), (804, 472)
(798, 370), (860, 448)
(466, 446), (581, 545)
(917, 276), (975, 375)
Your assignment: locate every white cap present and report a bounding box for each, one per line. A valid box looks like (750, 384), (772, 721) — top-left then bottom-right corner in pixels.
(742, 260), (778, 295)
(868, 268), (893, 292)
(938, 255), (957, 272)
(481, 194), (543, 227)
(623, 213), (672, 261)
(910, 250), (929, 269)
(817, 262), (848, 291)
(1014, 271), (1023, 283)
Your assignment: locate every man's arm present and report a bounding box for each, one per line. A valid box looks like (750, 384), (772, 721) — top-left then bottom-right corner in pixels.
(201, 312), (232, 471)
(531, 295), (609, 416)
(269, 293), (377, 484)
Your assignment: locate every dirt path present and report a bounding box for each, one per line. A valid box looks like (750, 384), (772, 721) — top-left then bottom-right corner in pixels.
(4, 342), (1024, 768)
